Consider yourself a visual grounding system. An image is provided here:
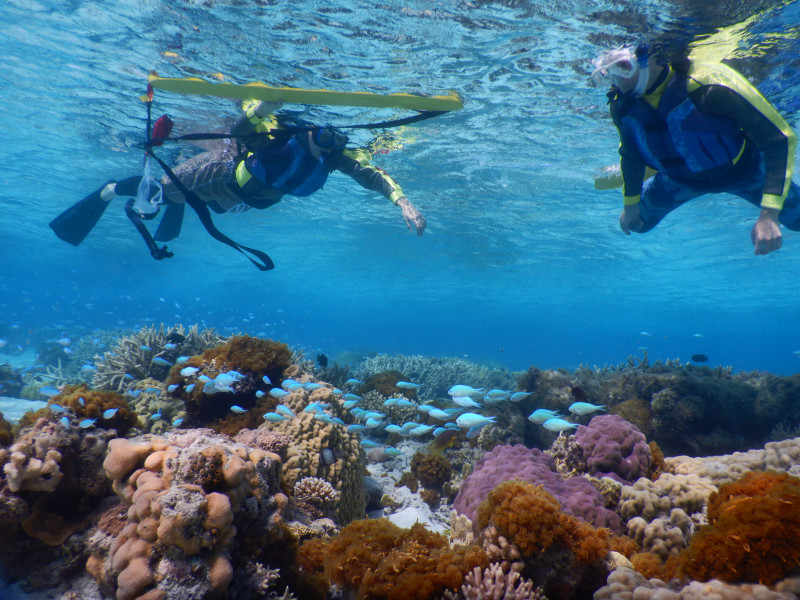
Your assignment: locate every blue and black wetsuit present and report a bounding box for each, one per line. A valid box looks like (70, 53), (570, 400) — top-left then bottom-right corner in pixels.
(159, 108), (406, 217)
(609, 59), (800, 232)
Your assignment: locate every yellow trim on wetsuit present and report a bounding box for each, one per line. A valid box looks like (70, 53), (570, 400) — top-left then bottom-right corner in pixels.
(341, 148), (406, 204)
(235, 157), (253, 187)
(687, 62), (796, 207)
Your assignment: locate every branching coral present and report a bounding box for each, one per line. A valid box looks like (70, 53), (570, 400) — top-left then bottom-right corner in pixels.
(94, 324), (226, 392)
(678, 470), (800, 585)
(442, 563), (547, 600)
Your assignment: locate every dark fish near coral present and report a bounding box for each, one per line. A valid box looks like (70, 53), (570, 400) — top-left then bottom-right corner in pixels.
(316, 353), (328, 368)
(690, 354), (709, 363)
(167, 332), (186, 344)
(320, 447), (338, 466)
(429, 428), (460, 454)
(571, 386), (587, 402)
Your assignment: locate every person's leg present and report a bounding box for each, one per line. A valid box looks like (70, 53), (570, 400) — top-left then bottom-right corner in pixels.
(635, 173), (704, 233)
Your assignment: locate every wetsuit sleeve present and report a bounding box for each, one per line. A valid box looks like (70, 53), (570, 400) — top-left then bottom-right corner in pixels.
(333, 149), (406, 204)
(687, 62), (797, 210)
(610, 104), (648, 205)
(230, 101), (280, 151)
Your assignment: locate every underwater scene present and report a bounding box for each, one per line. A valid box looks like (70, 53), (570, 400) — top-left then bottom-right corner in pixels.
(4, 0), (800, 598)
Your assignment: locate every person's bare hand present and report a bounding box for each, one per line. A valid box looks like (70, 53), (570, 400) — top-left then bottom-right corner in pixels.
(620, 203), (643, 234)
(397, 197), (426, 236)
(751, 208), (782, 255)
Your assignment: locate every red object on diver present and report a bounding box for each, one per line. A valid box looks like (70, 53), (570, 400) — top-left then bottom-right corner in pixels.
(151, 115), (174, 146)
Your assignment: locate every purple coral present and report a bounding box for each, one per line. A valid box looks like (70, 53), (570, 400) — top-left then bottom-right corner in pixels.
(454, 444), (620, 533)
(575, 414), (651, 484)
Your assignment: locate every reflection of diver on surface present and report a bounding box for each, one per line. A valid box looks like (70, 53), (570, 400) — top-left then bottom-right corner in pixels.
(50, 99), (427, 270)
(592, 42), (800, 256)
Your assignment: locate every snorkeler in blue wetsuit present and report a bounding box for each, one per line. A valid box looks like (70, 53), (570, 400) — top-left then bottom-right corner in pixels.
(50, 100), (425, 269)
(592, 43), (800, 256)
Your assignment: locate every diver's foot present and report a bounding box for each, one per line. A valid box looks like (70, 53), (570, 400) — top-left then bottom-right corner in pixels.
(100, 182), (117, 202)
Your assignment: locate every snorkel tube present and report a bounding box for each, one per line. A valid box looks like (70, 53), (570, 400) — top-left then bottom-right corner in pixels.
(633, 43), (650, 95)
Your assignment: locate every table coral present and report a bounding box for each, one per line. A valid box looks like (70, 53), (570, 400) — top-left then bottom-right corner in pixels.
(453, 444), (621, 532)
(575, 414), (651, 483)
(678, 470), (800, 585)
(89, 429), (289, 599)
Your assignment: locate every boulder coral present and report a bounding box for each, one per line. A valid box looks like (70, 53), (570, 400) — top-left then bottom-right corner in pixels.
(575, 414), (651, 483)
(87, 429), (288, 599)
(453, 444), (621, 532)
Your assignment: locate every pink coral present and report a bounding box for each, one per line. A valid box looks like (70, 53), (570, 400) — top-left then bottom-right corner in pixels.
(575, 414), (651, 483)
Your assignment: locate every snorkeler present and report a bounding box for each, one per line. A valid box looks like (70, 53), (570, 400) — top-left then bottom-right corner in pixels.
(592, 43), (800, 255)
(50, 100), (426, 270)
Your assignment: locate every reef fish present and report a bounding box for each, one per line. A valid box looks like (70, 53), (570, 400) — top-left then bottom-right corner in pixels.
(690, 354), (709, 363)
(229, 405), (246, 414)
(263, 412), (286, 422)
(102, 408), (119, 419)
(448, 385), (485, 398)
(79, 418), (96, 428)
(568, 402), (606, 416)
(395, 381), (420, 389)
(528, 409), (561, 424)
(451, 396), (481, 408)
(275, 404), (296, 419)
(180, 366), (199, 377)
(152, 357), (172, 367)
(455, 413), (496, 429)
(269, 388), (289, 399)
(510, 392), (532, 402)
(542, 418), (579, 432)
(345, 378), (364, 385)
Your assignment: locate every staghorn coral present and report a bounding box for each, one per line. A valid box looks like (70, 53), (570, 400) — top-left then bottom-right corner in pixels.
(94, 324), (225, 392)
(351, 354), (514, 402)
(319, 518), (488, 600)
(678, 470), (800, 585)
(442, 563), (547, 600)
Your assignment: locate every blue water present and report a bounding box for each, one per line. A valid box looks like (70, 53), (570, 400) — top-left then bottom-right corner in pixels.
(3, 0), (800, 375)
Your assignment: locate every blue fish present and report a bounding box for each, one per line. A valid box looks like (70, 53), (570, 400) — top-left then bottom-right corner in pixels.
(172, 417), (184, 426)
(123, 374), (135, 380)
(80, 364), (97, 374)
(255, 390), (266, 398)
(455, 413), (496, 429)
(150, 413), (162, 421)
(39, 386), (61, 398)
(144, 388), (160, 395)
(180, 366), (199, 377)
(384, 447), (404, 456)
(345, 378), (364, 386)
(395, 399), (417, 408)
(102, 408), (119, 419)
(542, 418), (579, 432)
(331, 388), (343, 396)
(568, 402), (606, 416)
(140, 345), (152, 352)
(79, 418), (96, 428)
(163, 343), (177, 350)
(384, 424), (405, 434)
(396, 381), (420, 389)
(176, 356), (190, 364)
(343, 400), (359, 409)
(185, 384), (195, 393)
(230, 405), (246, 414)
(528, 409), (562, 424)
(347, 424), (367, 433)
(510, 392), (532, 402)
(262, 374), (272, 385)
(49, 404), (66, 413)
(275, 404), (296, 419)
(167, 384), (179, 393)
(78, 396), (85, 406)
(304, 382), (324, 391)
(343, 393), (362, 402)
(152, 357), (172, 367)
(60, 416), (71, 428)
(263, 412), (287, 422)
(281, 378), (299, 390)
(269, 388), (289, 399)
(360, 440), (379, 448)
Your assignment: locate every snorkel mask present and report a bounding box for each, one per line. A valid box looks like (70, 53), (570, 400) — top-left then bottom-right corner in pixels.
(313, 127), (349, 151)
(592, 43), (650, 95)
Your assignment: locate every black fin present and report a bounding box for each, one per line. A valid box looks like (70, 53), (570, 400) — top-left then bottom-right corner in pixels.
(153, 202), (185, 242)
(49, 181), (114, 246)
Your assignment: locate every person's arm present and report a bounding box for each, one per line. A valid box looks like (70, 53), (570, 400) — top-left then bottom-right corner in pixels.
(610, 104), (647, 234)
(230, 100), (283, 150)
(333, 149), (426, 235)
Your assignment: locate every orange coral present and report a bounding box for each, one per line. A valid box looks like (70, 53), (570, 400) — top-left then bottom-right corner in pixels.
(322, 519), (487, 600)
(410, 452), (452, 490)
(475, 479), (562, 555)
(0, 412), (12, 445)
(679, 470), (800, 585)
(51, 385), (136, 433)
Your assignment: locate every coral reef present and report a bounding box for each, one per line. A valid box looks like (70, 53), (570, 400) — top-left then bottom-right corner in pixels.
(306, 518), (488, 600)
(453, 444), (621, 532)
(678, 470), (800, 585)
(168, 335), (291, 425)
(88, 429), (292, 599)
(293, 476), (339, 520)
(575, 414), (651, 483)
(94, 324), (226, 392)
(619, 473), (717, 524)
(665, 435), (800, 487)
(410, 451), (453, 490)
(474, 480), (613, 599)
(441, 563), (547, 600)
(52, 384), (136, 434)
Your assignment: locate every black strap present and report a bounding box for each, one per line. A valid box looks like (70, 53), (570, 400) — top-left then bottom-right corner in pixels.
(147, 150), (275, 271)
(124, 199), (174, 260)
(147, 110), (449, 148)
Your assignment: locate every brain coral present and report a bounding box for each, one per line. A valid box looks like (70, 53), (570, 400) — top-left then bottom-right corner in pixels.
(678, 470), (800, 585)
(453, 444), (621, 532)
(575, 414), (651, 483)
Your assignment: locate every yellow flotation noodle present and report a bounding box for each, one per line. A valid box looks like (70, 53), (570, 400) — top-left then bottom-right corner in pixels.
(148, 75), (463, 111)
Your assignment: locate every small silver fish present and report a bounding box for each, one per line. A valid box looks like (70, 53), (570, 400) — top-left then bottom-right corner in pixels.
(180, 366), (199, 377)
(79, 418), (96, 428)
(263, 412), (286, 422)
(230, 405), (246, 414)
(542, 418), (579, 432)
(102, 408), (119, 419)
(568, 402), (606, 416)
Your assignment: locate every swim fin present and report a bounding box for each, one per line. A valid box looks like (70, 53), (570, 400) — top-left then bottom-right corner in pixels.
(153, 201), (185, 242)
(49, 181), (114, 246)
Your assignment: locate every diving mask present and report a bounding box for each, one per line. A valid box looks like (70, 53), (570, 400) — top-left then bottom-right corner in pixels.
(592, 44), (650, 95)
(313, 127), (348, 151)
